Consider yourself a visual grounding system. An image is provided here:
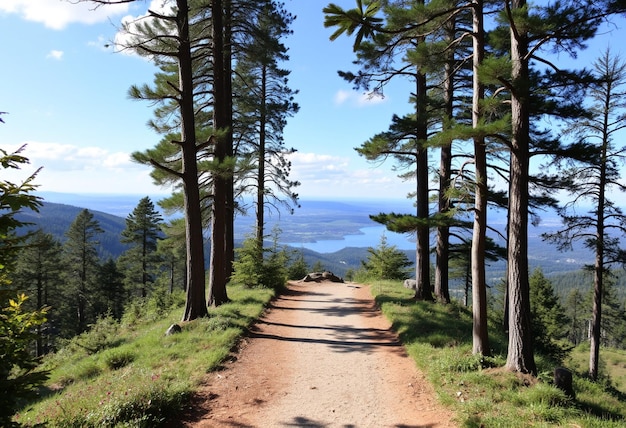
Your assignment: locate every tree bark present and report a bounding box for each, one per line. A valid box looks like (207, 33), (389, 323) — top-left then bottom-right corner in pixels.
(434, 18), (454, 304)
(208, 0), (230, 307)
(471, 0), (490, 356)
(505, 0), (536, 374)
(590, 91), (609, 379)
(178, 0), (208, 321)
(414, 68), (433, 301)
(224, 0), (235, 282)
(256, 65), (267, 254)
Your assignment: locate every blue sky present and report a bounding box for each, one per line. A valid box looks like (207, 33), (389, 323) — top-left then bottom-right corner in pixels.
(1, 0), (625, 207)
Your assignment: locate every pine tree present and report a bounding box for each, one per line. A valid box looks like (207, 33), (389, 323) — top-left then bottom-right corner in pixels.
(361, 234), (413, 280)
(99, 258), (125, 321)
(12, 230), (62, 355)
(119, 0), (212, 319)
(119, 196), (164, 298)
(564, 288), (587, 346)
(529, 268), (570, 362)
(157, 218), (187, 294)
(0, 145), (48, 425)
(543, 49), (626, 379)
(597, 276), (626, 349)
(234, 0), (300, 257)
(325, 0), (435, 300)
(0, 145), (42, 274)
(497, 0), (624, 375)
(61, 209), (103, 335)
(287, 250), (309, 280)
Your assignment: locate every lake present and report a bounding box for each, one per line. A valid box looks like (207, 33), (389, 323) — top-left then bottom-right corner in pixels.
(285, 225), (416, 253)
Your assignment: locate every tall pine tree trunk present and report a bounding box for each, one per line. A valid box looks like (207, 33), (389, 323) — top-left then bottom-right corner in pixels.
(590, 113), (609, 379)
(208, 0), (230, 306)
(414, 69), (432, 301)
(224, 0), (235, 282)
(256, 65), (268, 254)
(434, 18), (454, 304)
(178, 0), (208, 321)
(471, 0), (490, 356)
(505, 0), (536, 374)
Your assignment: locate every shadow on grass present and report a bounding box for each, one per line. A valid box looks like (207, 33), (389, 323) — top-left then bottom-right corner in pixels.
(573, 380), (626, 422)
(575, 398), (626, 423)
(375, 293), (474, 349)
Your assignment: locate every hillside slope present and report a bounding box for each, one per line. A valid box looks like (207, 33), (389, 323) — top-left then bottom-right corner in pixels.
(16, 201), (128, 259)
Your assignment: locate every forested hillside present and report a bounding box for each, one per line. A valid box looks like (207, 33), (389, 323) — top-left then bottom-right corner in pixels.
(15, 200), (626, 297)
(16, 201), (128, 259)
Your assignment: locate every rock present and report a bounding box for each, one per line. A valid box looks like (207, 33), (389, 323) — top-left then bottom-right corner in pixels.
(165, 323), (182, 336)
(554, 366), (575, 398)
(302, 271), (344, 283)
(403, 279), (417, 290)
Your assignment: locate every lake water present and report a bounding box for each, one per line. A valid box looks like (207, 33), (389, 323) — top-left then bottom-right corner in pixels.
(285, 226), (416, 253)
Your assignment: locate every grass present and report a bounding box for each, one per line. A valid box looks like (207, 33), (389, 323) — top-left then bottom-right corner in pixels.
(566, 343), (626, 393)
(369, 279), (626, 427)
(15, 279), (626, 427)
(15, 285), (274, 427)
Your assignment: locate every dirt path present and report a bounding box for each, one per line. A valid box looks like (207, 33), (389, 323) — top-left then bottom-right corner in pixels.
(176, 281), (457, 428)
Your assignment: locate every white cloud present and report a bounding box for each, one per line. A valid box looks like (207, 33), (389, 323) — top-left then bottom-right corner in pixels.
(333, 89), (387, 107)
(334, 90), (351, 105)
(0, 0), (130, 30)
(4, 142), (129, 170)
(357, 91), (386, 106)
(1, 142), (156, 194)
(87, 35), (112, 51)
(2, 143), (411, 198)
(287, 152), (413, 199)
(46, 50), (64, 60)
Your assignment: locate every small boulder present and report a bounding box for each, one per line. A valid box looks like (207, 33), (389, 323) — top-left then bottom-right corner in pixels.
(403, 279), (417, 290)
(322, 271), (344, 282)
(302, 271), (344, 283)
(165, 323), (182, 336)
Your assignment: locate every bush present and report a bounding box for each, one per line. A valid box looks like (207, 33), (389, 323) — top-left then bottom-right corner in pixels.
(103, 349), (136, 370)
(0, 293), (49, 427)
(287, 250), (309, 280)
(55, 359), (102, 386)
(360, 234), (413, 280)
(71, 314), (120, 355)
(231, 229), (288, 289)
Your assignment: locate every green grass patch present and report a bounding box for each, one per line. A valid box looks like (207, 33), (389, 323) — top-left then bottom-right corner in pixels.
(566, 344), (626, 393)
(369, 279), (626, 428)
(15, 285), (274, 427)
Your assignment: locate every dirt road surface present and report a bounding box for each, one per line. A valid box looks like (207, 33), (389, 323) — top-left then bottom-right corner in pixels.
(176, 281), (457, 428)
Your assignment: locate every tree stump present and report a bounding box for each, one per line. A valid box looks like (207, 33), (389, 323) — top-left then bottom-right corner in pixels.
(554, 367), (575, 398)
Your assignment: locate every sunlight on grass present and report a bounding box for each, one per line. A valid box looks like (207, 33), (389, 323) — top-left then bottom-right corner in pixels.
(16, 279), (626, 427)
(368, 279), (626, 428)
(15, 285), (274, 427)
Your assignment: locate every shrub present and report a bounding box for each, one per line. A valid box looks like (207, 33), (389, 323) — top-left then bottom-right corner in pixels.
(287, 250), (309, 280)
(360, 234), (413, 280)
(72, 314), (120, 355)
(232, 228), (288, 289)
(55, 359), (102, 386)
(0, 293), (49, 426)
(121, 297), (146, 328)
(103, 349), (136, 370)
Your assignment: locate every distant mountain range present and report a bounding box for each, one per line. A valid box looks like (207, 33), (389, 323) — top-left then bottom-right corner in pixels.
(16, 201), (129, 260)
(16, 196), (389, 275)
(15, 193), (599, 280)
